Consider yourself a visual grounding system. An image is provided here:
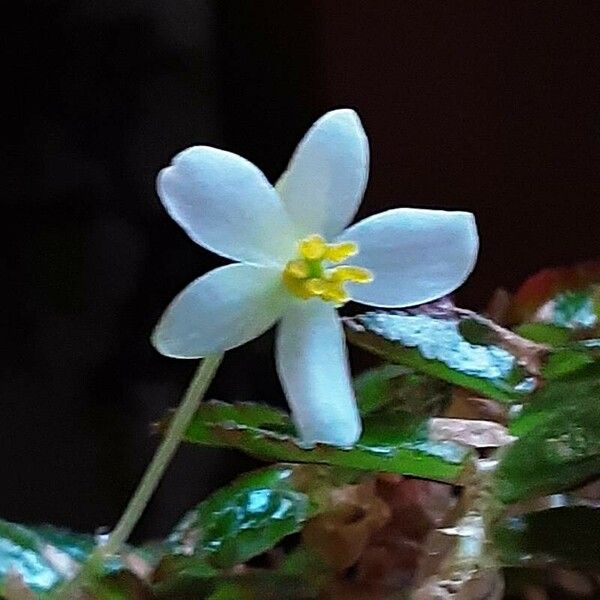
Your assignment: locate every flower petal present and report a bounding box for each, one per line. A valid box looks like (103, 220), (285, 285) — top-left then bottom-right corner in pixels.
(337, 208), (479, 307)
(158, 147), (298, 266)
(153, 263), (288, 357)
(276, 109), (369, 239)
(276, 300), (361, 447)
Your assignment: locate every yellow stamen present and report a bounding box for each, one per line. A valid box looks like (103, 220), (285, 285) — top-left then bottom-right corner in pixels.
(282, 271), (312, 299)
(299, 235), (327, 261)
(323, 241), (358, 262)
(328, 265), (374, 284)
(320, 281), (350, 305)
(305, 278), (327, 296)
(282, 234), (373, 306)
(305, 278), (348, 305)
(285, 259), (310, 279)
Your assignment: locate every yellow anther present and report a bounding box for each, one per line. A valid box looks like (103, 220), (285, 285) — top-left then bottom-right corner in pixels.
(304, 278), (327, 296)
(320, 281), (350, 305)
(285, 259), (310, 279)
(323, 241), (358, 263)
(282, 270), (312, 299)
(305, 278), (347, 305)
(299, 235), (327, 261)
(282, 234), (373, 306)
(328, 265), (374, 284)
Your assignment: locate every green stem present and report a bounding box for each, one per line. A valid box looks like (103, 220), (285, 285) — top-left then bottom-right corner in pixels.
(104, 353), (223, 554)
(54, 354), (223, 598)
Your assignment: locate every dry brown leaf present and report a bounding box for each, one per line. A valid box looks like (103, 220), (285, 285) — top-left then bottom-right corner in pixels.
(3, 573), (38, 600)
(485, 288), (512, 326)
(428, 418), (516, 449)
(411, 569), (504, 600)
(573, 478), (600, 503)
(445, 388), (508, 425)
(348, 477), (454, 590)
(456, 308), (549, 376)
(302, 478), (391, 571)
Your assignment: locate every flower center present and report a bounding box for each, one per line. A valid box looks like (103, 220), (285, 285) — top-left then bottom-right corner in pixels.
(282, 234), (373, 305)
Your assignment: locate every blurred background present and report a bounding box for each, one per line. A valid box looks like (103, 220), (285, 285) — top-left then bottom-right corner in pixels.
(5, 1), (599, 541)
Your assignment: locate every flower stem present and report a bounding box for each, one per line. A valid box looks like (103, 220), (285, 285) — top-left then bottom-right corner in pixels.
(105, 353), (223, 553)
(54, 353), (223, 598)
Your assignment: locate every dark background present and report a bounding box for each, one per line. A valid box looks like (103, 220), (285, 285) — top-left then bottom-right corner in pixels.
(5, 1), (599, 541)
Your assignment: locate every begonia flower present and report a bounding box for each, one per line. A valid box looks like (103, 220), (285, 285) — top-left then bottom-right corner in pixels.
(153, 109), (478, 447)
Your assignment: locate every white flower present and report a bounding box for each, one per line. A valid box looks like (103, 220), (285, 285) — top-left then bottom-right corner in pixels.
(152, 109), (479, 447)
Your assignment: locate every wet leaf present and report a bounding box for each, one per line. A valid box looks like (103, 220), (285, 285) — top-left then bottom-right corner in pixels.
(155, 467), (346, 597)
(0, 521), (150, 598)
(29, 525), (96, 565)
(165, 464), (354, 569)
(495, 378), (600, 503)
(509, 261), (600, 324)
(456, 309), (549, 375)
(493, 506), (600, 568)
(553, 290), (599, 329)
(154, 546), (330, 600)
(346, 311), (534, 402)
(0, 520), (75, 596)
(175, 401), (473, 484)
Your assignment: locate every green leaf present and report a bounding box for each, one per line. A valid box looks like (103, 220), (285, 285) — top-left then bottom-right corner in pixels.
(0, 520), (152, 598)
(346, 311), (533, 402)
(493, 506), (600, 568)
(30, 525), (96, 564)
(509, 262), (600, 323)
(166, 464), (351, 569)
(508, 376), (600, 438)
(353, 364), (450, 416)
(176, 401), (472, 484)
(553, 290), (598, 329)
(495, 378), (600, 503)
(353, 364), (409, 414)
(514, 322), (572, 345)
(154, 546), (330, 600)
(542, 339), (600, 379)
(0, 520), (65, 596)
